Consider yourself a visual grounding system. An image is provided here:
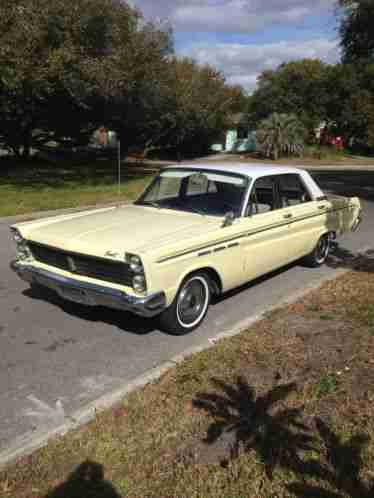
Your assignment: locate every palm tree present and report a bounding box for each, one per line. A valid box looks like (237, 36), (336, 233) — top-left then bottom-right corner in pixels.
(256, 112), (306, 160)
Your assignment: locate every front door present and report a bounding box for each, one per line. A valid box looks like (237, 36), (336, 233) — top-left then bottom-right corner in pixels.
(240, 175), (292, 281)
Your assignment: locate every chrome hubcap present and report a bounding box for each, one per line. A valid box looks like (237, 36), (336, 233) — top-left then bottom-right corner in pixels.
(316, 236), (329, 262)
(177, 279), (207, 326)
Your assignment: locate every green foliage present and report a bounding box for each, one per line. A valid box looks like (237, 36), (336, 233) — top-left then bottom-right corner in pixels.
(313, 374), (338, 399)
(0, 0), (243, 160)
(303, 145), (346, 161)
(256, 113), (306, 160)
(249, 59), (331, 137)
(325, 63), (374, 148)
(0, 0), (173, 157)
(339, 0), (374, 65)
(247, 56), (374, 151)
(152, 58), (245, 157)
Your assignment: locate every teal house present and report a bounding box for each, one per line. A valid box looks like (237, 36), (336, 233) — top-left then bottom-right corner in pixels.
(212, 113), (257, 153)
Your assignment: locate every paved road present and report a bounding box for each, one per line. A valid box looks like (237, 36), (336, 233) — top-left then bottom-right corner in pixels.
(0, 169), (373, 463)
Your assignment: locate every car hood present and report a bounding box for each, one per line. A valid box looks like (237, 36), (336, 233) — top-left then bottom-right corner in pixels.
(23, 205), (219, 259)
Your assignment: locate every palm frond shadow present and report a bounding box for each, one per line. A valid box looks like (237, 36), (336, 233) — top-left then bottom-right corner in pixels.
(288, 418), (374, 498)
(193, 378), (316, 478)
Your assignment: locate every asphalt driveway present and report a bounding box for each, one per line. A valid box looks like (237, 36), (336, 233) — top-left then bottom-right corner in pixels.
(0, 168), (373, 466)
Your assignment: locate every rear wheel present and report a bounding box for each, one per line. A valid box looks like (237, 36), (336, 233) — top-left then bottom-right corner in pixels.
(159, 272), (211, 335)
(304, 233), (330, 267)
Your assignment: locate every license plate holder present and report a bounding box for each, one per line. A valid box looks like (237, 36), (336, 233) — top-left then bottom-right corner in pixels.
(58, 285), (94, 306)
(34, 274), (54, 290)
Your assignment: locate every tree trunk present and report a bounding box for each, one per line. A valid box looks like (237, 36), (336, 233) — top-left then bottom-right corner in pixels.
(20, 128), (32, 159)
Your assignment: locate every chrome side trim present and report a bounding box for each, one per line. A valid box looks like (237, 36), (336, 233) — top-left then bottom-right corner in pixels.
(157, 205), (352, 265)
(11, 261), (166, 318)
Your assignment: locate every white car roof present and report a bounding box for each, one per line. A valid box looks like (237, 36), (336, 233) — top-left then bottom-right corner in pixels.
(166, 162), (324, 200)
(171, 162), (301, 179)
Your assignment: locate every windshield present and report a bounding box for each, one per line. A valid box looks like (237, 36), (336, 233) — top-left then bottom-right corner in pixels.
(135, 168), (250, 217)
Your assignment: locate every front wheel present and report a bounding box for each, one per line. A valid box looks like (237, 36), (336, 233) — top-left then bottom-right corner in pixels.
(159, 272), (211, 335)
(304, 233), (331, 267)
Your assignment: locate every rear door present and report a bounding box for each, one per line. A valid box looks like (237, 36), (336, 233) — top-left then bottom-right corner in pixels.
(277, 173), (324, 258)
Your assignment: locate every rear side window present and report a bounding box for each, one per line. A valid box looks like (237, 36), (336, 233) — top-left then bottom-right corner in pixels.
(246, 176), (277, 215)
(278, 174), (311, 207)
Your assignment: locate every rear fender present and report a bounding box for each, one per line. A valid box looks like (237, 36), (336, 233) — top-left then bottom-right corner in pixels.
(326, 196), (361, 235)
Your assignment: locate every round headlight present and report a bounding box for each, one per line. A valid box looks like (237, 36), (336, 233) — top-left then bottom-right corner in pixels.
(18, 245), (32, 260)
(127, 254), (144, 273)
(12, 229), (23, 244)
(130, 255), (141, 266)
(133, 275), (146, 293)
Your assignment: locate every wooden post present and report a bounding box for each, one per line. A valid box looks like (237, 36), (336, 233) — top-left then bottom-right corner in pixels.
(118, 140), (121, 196)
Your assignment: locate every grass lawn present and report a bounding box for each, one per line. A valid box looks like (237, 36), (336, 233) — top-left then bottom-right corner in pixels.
(0, 159), (157, 217)
(1, 152), (374, 218)
(1, 252), (374, 497)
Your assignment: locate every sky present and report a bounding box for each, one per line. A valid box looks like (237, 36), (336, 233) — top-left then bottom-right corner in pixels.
(128, 0), (341, 94)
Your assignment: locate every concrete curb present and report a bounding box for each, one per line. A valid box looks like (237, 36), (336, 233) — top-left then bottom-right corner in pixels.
(1, 247), (372, 471)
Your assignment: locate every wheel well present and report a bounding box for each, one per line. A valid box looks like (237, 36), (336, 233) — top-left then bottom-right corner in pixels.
(186, 267), (223, 296)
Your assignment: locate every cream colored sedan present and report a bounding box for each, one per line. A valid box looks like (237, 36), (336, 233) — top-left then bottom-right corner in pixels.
(11, 164), (362, 335)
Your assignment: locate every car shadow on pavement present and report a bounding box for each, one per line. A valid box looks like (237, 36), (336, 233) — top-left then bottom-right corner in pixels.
(21, 245), (373, 335)
(44, 460), (122, 498)
(327, 243), (374, 273)
(214, 262), (298, 305)
(23, 285), (157, 335)
(23, 263), (299, 335)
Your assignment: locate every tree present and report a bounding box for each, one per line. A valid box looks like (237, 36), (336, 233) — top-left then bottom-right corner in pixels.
(324, 63), (374, 148)
(0, 0), (173, 157)
(141, 57), (245, 158)
(338, 0), (374, 65)
(256, 113), (306, 160)
(249, 59), (331, 138)
(0, 0), (244, 161)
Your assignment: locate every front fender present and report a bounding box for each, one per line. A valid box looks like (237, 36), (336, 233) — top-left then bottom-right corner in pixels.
(152, 256), (225, 307)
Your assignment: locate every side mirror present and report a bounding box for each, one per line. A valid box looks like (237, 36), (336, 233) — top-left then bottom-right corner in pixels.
(222, 211), (235, 228)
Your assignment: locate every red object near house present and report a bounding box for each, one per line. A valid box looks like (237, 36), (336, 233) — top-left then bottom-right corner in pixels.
(335, 136), (343, 150)
(320, 127), (344, 149)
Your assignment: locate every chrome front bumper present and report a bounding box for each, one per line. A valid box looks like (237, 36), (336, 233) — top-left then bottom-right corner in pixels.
(11, 261), (166, 318)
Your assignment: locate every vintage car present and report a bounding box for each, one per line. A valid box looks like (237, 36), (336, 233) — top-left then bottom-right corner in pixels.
(11, 164), (362, 335)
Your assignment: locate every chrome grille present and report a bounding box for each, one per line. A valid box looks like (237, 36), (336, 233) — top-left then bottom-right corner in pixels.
(28, 242), (133, 286)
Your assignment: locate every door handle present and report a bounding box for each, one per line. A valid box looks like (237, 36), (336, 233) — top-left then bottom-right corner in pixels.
(318, 205), (327, 210)
(283, 213), (293, 219)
